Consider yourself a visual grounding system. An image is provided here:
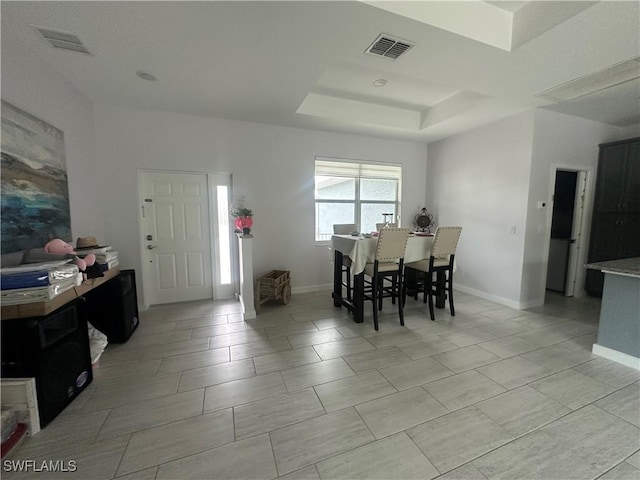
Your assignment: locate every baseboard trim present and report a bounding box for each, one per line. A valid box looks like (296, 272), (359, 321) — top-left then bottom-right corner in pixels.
(592, 344), (640, 370)
(454, 284), (525, 310)
(292, 283), (539, 310)
(240, 295), (256, 319)
(519, 297), (545, 310)
(292, 284), (332, 295)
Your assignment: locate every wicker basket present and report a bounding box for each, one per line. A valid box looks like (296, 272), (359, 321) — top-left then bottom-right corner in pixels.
(255, 270), (291, 314)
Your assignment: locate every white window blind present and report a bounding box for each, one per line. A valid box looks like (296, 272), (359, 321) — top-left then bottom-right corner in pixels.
(314, 157), (402, 242)
(315, 158), (402, 179)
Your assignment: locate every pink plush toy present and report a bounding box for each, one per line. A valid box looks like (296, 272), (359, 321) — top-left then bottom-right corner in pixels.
(44, 239), (96, 271)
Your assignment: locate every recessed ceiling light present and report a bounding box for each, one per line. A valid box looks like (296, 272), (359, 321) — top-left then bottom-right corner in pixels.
(136, 70), (157, 81)
(373, 78), (388, 87)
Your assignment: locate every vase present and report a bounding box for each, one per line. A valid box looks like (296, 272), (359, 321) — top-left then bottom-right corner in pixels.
(235, 216), (253, 235)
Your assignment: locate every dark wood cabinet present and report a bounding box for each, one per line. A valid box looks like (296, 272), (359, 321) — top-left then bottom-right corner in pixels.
(625, 141), (640, 212)
(586, 137), (640, 297)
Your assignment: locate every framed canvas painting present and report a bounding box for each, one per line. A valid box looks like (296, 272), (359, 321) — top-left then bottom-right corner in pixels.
(1, 101), (71, 254)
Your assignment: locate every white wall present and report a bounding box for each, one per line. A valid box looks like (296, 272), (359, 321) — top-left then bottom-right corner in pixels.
(521, 110), (626, 306)
(1, 43), (427, 307)
(92, 104), (427, 305)
(426, 111), (535, 308)
(1, 38), (104, 243)
(427, 108), (631, 309)
(5, 40), (635, 310)
(618, 125), (640, 139)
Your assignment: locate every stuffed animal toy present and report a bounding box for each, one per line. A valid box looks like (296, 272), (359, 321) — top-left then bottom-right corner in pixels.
(44, 239), (96, 271)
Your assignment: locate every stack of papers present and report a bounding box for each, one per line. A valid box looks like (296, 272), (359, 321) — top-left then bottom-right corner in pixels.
(77, 246), (119, 270)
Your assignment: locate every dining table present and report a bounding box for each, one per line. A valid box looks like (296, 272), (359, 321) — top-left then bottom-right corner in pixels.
(330, 233), (445, 323)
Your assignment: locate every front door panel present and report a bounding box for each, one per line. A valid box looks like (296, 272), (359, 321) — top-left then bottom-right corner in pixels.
(142, 172), (213, 305)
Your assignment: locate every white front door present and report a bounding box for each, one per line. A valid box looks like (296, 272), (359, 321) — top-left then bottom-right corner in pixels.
(140, 171), (213, 305)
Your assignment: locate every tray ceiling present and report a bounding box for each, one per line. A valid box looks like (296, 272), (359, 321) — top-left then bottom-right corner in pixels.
(1, 1), (638, 143)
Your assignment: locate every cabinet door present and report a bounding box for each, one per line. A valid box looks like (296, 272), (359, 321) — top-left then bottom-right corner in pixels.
(623, 141), (640, 213)
(586, 213), (624, 297)
(585, 269), (604, 297)
(618, 214), (640, 258)
(595, 144), (628, 212)
(588, 213), (620, 261)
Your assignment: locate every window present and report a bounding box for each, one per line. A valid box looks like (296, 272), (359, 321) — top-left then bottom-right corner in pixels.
(215, 185), (232, 285)
(315, 158), (402, 241)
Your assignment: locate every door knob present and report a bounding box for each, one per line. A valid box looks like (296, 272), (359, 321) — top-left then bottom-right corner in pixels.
(147, 245), (158, 250)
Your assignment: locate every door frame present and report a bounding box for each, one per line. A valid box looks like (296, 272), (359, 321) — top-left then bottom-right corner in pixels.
(541, 164), (595, 299)
(564, 170), (587, 296)
(208, 172), (235, 300)
(137, 169), (234, 309)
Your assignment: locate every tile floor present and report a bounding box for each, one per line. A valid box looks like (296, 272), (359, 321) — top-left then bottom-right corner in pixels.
(4, 290), (639, 480)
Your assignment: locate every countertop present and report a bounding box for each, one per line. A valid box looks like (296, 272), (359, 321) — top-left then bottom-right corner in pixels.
(585, 257), (640, 278)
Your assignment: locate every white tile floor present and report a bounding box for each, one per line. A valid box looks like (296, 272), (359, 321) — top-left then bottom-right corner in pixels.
(4, 290), (639, 480)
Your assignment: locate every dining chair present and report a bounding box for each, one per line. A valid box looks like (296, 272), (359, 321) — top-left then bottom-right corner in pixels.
(403, 226), (462, 321)
(362, 227), (411, 331)
(333, 224), (357, 300)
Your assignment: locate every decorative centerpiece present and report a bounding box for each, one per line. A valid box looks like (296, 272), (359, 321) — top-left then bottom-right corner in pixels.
(413, 207), (433, 233)
(230, 197), (253, 236)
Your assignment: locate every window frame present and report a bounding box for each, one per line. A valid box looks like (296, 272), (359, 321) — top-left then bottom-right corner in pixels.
(314, 157), (402, 243)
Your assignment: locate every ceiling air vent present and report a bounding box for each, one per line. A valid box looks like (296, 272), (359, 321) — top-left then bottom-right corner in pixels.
(32, 26), (91, 54)
(365, 34), (414, 60)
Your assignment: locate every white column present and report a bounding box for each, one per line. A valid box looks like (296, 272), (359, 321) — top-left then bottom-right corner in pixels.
(237, 233), (256, 319)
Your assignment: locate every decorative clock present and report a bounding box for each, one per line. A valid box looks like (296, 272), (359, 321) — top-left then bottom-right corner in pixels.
(413, 208), (433, 232)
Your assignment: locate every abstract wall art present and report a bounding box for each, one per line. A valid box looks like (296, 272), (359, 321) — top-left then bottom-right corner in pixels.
(1, 101), (71, 254)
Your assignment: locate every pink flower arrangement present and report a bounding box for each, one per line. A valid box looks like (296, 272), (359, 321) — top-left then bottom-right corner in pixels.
(234, 216), (253, 230)
(230, 196), (253, 233)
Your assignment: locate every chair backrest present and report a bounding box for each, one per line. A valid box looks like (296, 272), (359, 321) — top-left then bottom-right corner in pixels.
(431, 226), (462, 258)
(375, 228), (411, 262)
(333, 223), (357, 234)
(375, 223), (398, 231)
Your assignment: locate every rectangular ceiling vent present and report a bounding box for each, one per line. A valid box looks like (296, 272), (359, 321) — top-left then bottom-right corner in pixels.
(365, 34), (414, 60)
(536, 57), (640, 102)
(32, 26), (91, 54)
